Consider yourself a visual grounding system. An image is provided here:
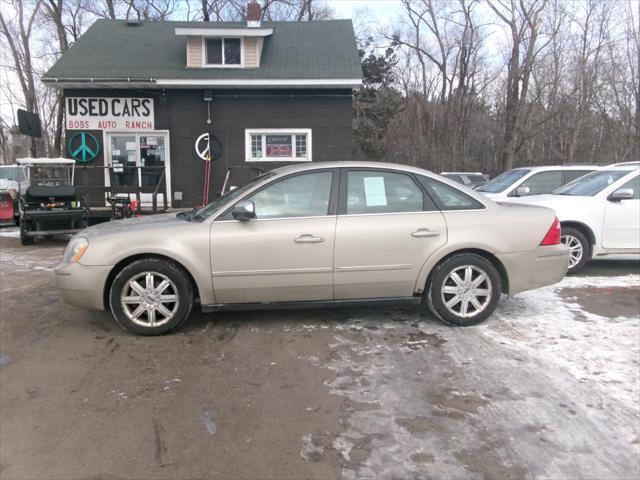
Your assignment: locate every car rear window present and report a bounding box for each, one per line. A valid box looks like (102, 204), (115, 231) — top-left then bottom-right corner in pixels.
(443, 174), (464, 184)
(467, 175), (487, 183)
(418, 177), (485, 210)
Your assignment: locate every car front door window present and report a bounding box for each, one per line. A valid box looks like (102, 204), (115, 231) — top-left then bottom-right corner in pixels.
(518, 171), (563, 195)
(248, 171), (333, 219)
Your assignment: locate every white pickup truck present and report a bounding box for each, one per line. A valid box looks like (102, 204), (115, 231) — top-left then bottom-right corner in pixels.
(503, 163), (640, 272)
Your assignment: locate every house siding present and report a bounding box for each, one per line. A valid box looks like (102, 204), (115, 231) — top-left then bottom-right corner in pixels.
(64, 88), (354, 209)
(244, 37), (258, 68)
(186, 36), (202, 67)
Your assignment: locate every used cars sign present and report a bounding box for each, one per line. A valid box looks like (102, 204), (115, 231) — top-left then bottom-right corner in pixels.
(66, 97), (154, 130)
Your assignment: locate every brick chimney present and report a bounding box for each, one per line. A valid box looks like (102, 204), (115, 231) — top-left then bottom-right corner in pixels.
(246, 1), (261, 27)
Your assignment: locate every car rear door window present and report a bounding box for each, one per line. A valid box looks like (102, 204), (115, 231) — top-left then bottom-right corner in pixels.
(346, 170), (431, 214)
(418, 177), (485, 210)
(518, 171), (563, 195)
(248, 171), (333, 219)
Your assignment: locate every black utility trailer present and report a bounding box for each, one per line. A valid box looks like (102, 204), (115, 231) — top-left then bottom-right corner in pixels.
(17, 158), (88, 245)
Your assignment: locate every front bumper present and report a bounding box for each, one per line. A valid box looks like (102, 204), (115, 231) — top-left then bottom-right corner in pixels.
(54, 262), (112, 310)
(496, 244), (569, 296)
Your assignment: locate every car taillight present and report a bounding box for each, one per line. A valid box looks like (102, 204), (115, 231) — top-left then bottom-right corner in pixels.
(540, 217), (561, 246)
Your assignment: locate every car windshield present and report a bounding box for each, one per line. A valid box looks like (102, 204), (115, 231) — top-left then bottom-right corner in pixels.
(476, 169), (530, 193)
(553, 170), (629, 196)
(0, 167), (26, 182)
(190, 172), (275, 222)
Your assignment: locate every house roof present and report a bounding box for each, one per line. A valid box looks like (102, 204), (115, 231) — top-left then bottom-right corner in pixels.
(43, 19), (362, 89)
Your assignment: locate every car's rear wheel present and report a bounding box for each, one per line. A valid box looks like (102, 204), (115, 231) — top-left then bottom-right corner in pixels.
(561, 227), (589, 273)
(426, 253), (501, 326)
(109, 258), (194, 335)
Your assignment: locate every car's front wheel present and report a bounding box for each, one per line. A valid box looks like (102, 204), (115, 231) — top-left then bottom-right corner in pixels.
(561, 227), (589, 273)
(426, 253), (502, 326)
(109, 258), (194, 335)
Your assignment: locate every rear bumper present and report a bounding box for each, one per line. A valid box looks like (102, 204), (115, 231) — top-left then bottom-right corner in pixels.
(23, 209), (88, 236)
(54, 262), (111, 310)
(496, 244), (569, 296)
(23, 209), (87, 222)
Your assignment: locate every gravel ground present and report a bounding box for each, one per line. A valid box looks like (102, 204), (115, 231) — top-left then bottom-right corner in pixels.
(1, 229), (639, 480)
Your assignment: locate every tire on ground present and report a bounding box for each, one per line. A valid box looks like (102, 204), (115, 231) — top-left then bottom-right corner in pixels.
(426, 253), (502, 327)
(562, 226), (590, 274)
(109, 258), (194, 335)
(20, 220), (34, 245)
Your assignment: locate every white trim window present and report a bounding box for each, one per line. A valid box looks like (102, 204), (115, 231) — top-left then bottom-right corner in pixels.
(203, 37), (244, 67)
(245, 129), (312, 162)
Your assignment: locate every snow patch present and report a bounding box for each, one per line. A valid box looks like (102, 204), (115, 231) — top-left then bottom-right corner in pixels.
(305, 274), (640, 479)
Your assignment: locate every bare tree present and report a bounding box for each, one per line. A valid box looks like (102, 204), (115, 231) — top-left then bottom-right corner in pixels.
(0, 0), (43, 113)
(488, 0), (548, 171)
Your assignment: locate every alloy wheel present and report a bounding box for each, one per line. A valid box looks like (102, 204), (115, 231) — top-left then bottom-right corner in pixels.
(440, 265), (493, 318)
(120, 271), (179, 327)
(561, 234), (583, 269)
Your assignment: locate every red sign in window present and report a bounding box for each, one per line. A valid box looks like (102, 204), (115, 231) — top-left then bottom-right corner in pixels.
(266, 135), (292, 157)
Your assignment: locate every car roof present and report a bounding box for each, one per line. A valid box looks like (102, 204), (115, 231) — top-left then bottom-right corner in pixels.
(269, 161), (438, 177)
(610, 161), (640, 167)
(510, 165), (600, 171)
(599, 164), (640, 172)
(440, 172), (485, 175)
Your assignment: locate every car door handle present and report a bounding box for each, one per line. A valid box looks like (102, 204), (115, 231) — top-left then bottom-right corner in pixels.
(294, 234), (325, 244)
(412, 228), (440, 238)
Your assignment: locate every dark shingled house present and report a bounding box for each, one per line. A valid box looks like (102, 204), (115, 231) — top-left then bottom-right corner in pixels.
(43, 5), (362, 211)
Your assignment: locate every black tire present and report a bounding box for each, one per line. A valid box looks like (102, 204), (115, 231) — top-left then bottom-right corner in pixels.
(561, 227), (589, 274)
(426, 253), (502, 327)
(20, 220), (34, 245)
(109, 258), (194, 335)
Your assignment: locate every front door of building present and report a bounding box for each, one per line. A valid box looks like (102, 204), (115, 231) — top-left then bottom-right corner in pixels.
(105, 131), (171, 207)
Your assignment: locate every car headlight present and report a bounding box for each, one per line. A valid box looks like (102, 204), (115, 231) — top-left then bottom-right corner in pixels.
(63, 237), (89, 263)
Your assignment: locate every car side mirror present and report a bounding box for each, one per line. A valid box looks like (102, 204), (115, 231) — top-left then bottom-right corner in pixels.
(514, 186), (531, 197)
(232, 200), (256, 221)
(608, 188), (634, 202)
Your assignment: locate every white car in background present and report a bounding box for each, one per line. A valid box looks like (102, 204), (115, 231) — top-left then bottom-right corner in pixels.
(440, 172), (489, 189)
(476, 165), (599, 200)
(504, 163), (640, 272)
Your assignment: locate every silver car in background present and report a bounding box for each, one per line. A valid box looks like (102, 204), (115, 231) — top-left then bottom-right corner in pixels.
(55, 162), (569, 335)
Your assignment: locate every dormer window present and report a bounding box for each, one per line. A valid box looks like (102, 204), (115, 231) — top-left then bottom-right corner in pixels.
(205, 38), (242, 66)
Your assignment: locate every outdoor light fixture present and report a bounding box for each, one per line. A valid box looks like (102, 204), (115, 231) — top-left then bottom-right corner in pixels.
(203, 90), (213, 124)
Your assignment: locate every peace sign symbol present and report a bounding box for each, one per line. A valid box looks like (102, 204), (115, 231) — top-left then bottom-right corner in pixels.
(68, 132), (100, 163)
(194, 133), (223, 162)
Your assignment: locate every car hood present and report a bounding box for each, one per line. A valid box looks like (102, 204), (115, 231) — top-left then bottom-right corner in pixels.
(500, 194), (595, 219)
(501, 194), (586, 208)
(478, 191), (500, 198)
(79, 213), (190, 238)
